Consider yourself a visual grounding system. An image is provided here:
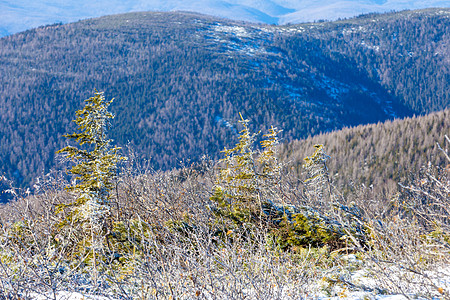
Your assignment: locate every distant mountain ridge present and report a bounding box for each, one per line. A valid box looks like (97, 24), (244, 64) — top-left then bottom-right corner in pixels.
(0, 0), (448, 37)
(0, 8), (448, 194)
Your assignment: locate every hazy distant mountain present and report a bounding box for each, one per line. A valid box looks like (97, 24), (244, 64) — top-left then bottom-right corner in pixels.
(1, 0), (448, 37)
(0, 9), (448, 195)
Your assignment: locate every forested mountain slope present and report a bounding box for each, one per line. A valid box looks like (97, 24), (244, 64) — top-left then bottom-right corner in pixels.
(282, 109), (450, 197)
(0, 8), (448, 190)
(2, 0), (448, 37)
(305, 8), (450, 113)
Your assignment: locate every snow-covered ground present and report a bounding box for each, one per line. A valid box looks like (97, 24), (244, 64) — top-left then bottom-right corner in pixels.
(32, 292), (112, 300)
(29, 262), (450, 299)
(316, 256), (450, 300)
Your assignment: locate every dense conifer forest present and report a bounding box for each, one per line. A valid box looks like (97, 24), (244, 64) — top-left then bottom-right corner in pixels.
(281, 109), (450, 197)
(0, 8), (448, 192)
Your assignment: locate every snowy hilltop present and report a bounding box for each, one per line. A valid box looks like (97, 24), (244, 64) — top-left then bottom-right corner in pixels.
(1, 0), (449, 36)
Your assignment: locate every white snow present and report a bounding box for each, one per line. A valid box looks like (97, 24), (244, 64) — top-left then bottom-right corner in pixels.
(31, 291), (116, 300)
(214, 24), (251, 37)
(208, 24), (277, 57)
(316, 262), (450, 300)
(27, 264), (450, 300)
(361, 41), (381, 52)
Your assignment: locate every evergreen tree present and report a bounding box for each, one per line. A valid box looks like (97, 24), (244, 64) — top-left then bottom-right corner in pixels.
(211, 114), (284, 228)
(258, 125), (283, 203)
(303, 144), (332, 205)
(57, 91), (125, 209)
(56, 91), (126, 281)
(211, 120), (360, 250)
(212, 113), (261, 224)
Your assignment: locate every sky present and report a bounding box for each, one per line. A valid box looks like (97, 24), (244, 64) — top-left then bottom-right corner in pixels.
(0, 0), (449, 37)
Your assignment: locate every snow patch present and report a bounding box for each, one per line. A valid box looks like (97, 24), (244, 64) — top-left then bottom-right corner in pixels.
(361, 40), (381, 52)
(214, 24), (251, 37)
(31, 291), (116, 300)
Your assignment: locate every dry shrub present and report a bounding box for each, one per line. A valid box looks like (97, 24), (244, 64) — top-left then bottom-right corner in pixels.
(0, 161), (333, 299)
(0, 135), (448, 299)
(354, 136), (450, 299)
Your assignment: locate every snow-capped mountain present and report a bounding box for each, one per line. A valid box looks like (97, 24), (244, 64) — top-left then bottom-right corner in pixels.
(1, 0), (448, 37)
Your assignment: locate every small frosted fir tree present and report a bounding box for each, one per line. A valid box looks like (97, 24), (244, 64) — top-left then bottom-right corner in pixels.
(211, 119), (367, 251)
(57, 91), (126, 280)
(212, 113), (260, 224)
(211, 114), (283, 227)
(259, 126), (281, 174)
(303, 144), (332, 206)
(258, 125), (283, 202)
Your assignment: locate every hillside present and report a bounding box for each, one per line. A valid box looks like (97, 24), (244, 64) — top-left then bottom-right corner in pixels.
(0, 9), (448, 189)
(281, 108), (450, 197)
(1, 0), (448, 37)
